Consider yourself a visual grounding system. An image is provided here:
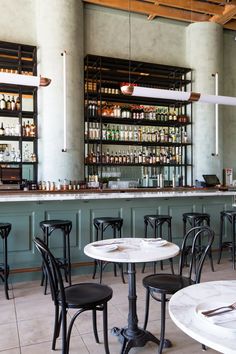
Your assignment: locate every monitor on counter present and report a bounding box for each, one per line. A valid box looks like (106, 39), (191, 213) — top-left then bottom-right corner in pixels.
(202, 174), (220, 187)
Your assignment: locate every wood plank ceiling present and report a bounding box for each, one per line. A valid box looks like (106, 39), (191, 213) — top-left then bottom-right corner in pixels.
(83, 0), (236, 31)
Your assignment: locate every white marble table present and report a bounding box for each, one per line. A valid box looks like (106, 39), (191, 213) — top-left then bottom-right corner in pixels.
(84, 237), (179, 354)
(169, 280), (236, 354)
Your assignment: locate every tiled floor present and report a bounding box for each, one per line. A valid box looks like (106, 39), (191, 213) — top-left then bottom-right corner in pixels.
(0, 257), (235, 354)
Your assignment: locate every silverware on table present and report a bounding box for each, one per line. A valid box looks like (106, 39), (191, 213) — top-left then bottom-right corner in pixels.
(202, 302), (236, 317)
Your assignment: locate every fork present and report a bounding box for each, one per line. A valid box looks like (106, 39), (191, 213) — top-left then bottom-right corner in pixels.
(202, 302), (236, 317)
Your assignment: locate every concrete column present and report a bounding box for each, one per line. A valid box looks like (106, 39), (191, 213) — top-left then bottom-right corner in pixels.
(35, 0), (84, 181)
(186, 22), (223, 183)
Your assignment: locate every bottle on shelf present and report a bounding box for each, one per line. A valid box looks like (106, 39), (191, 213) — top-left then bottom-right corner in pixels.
(16, 96), (21, 111)
(6, 96), (11, 110)
(0, 94), (6, 110)
(11, 96), (16, 110)
(0, 122), (5, 136)
(30, 122), (36, 137)
(25, 121), (31, 137)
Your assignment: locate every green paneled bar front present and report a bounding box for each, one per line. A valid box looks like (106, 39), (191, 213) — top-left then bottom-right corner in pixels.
(1, 189), (235, 280)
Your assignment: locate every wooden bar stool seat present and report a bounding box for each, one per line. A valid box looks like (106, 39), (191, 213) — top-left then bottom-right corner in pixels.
(40, 219), (72, 294)
(93, 217), (124, 283)
(0, 222), (11, 300)
(142, 215), (174, 274)
(183, 212), (214, 271)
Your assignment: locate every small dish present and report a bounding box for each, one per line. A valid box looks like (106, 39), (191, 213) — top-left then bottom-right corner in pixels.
(141, 238), (168, 247)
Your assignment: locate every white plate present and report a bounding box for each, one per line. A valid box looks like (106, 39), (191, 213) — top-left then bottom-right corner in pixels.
(141, 238), (168, 247)
(196, 299), (236, 333)
(92, 244), (118, 252)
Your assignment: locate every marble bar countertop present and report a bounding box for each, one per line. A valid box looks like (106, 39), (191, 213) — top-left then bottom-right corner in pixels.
(0, 187), (235, 202)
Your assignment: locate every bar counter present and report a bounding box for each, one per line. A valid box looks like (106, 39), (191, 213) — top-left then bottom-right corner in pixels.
(0, 187), (235, 202)
(1, 187), (235, 280)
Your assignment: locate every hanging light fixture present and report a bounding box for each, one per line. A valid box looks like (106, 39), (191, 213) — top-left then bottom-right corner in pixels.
(0, 71), (51, 87)
(121, 84), (236, 106)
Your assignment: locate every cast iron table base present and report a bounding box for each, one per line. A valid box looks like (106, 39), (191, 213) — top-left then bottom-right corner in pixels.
(112, 263), (160, 353)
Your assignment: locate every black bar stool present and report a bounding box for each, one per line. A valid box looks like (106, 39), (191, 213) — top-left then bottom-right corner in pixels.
(40, 219), (72, 294)
(93, 217), (124, 283)
(0, 223), (11, 300)
(142, 215), (174, 274)
(218, 210), (236, 269)
(183, 212), (214, 271)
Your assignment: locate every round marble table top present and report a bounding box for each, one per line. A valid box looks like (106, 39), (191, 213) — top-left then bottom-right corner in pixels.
(84, 237), (179, 263)
(169, 280), (236, 354)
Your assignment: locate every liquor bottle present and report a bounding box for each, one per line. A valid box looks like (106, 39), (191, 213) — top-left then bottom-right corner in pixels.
(124, 126), (129, 141)
(6, 96), (11, 110)
(0, 122), (5, 136)
(102, 124), (107, 140)
(110, 151), (114, 163)
(115, 126), (120, 141)
(16, 96), (21, 111)
(11, 96), (16, 110)
(0, 94), (6, 110)
(133, 150), (138, 164)
(30, 122), (36, 137)
(118, 150), (123, 164)
(119, 126), (124, 141)
(128, 126), (133, 141)
(133, 127), (138, 142)
(25, 121), (31, 136)
(138, 126), (142, 142)
(114, 152), (119, 164)
(22, 121), (26, 136)
(105, 149), (110, 163)
(122, 150), (127, 164)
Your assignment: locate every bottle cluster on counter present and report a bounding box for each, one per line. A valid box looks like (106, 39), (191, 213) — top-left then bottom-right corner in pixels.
(37, 179), (82, 191)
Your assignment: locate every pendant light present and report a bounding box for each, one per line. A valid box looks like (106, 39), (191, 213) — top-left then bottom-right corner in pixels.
(0, 71), (51, 87)
(121, 84), (236, 106)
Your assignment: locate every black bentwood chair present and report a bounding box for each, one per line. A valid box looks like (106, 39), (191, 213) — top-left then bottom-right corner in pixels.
(142, 226), (214, 354)
(34, 237), (113, 354)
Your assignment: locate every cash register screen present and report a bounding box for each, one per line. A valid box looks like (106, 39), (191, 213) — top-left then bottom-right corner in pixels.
(202, 174), (220, 187)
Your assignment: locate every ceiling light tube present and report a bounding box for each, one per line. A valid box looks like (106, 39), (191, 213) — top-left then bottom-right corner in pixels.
(121, 85), (236, 106)
(0, 72), (51, 87)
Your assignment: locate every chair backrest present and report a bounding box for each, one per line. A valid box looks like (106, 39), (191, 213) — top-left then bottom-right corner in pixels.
(178, 225), (214, 283)
(34, 237), (66, 306)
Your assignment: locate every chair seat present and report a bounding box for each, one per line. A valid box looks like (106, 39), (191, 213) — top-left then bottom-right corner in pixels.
(94, 217), (123, 225)
(143, 273), (194, 294)
(62, 283), (113, 308)
(40, 219), (72, 228)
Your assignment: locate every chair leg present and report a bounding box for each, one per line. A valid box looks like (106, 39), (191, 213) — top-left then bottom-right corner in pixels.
(169, 258), (175, 275)
(120, 264), (126, 284)
(103, 303), (110, 354)
(208, 249), (214, 272)
(92, 309), (99, 343)
(159, 293), (166, 354)
(92, 260), (97, 279)
(143, 288), (150, 330)
(3, 237), (9, 300)
(142, 262), (146, 273)
(61, 308), (67, 354)
(217, 215), (224, 264)
(52, 304), (60, 350)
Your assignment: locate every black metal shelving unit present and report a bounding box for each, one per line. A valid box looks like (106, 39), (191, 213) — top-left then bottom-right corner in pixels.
(84, 54), (193, 187)
(0, 41), (38, 183)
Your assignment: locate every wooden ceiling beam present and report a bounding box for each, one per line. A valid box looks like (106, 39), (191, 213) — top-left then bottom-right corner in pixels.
(143, 0), (223, 16)
(223, 19), (236, 30)
(83, 0), (210, 22)
(210, 4), (236, 25)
